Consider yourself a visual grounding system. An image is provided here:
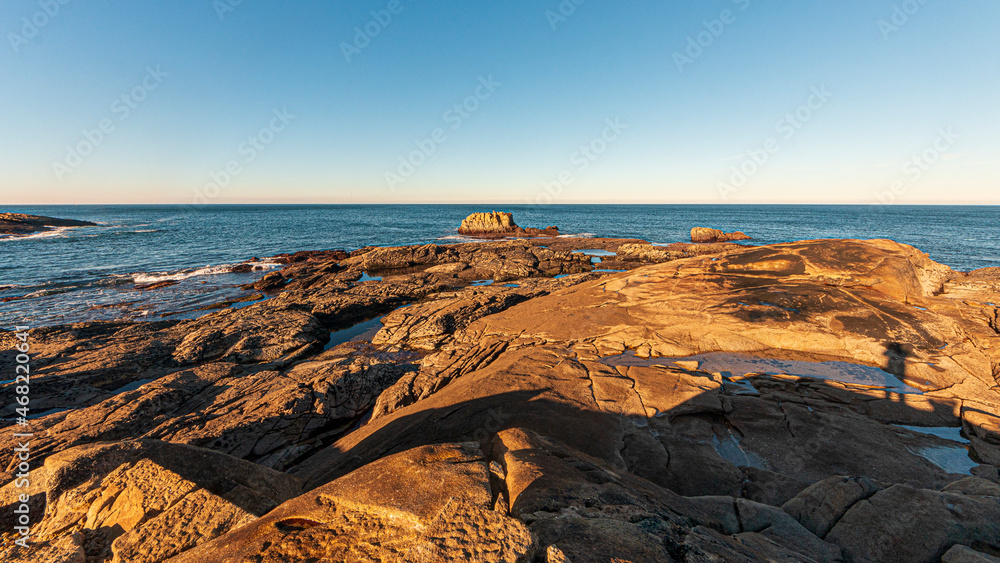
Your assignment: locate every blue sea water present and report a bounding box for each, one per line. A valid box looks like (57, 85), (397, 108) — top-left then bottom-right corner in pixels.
(1, 204), (998, 327)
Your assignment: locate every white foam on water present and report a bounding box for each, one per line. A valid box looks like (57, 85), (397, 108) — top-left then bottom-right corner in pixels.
(132, 261), (282, 284)
(0, 226), (74, 242)
(436, 235), (487, 243)
(133, 265), (232, 284)
(24, 286), (78, 298)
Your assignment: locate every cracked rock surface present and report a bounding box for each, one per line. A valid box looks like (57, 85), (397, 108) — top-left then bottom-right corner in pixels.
(3, 236), (1000, 561)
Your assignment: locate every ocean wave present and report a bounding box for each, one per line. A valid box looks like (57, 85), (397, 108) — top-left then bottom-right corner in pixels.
(0, 226), (74, 242)
(23, 286), (78, 298)
(131, 261), (282, 284)
(436, 235), (486, 243)
(558, 233), (596, 238)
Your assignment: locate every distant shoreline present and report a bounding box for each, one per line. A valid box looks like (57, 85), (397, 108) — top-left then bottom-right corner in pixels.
(0, 213), (96, 237)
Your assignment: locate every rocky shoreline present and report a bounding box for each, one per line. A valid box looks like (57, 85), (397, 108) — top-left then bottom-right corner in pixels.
(0, 213), (96, 237)
(2, 227), (1000, 561)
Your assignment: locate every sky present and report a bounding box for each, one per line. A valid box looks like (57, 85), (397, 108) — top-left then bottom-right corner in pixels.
(1, 0), (998, 205)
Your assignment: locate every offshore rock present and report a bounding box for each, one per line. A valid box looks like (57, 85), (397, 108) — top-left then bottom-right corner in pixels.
(691, 226), (752, 243)
(457, 211), (559, 238)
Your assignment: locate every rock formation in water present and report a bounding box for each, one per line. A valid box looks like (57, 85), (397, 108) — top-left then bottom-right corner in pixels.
(3, 234), (1000, 562)
(690, 226), (752, 243)
(458, 211), (559, 238)
(0, 213), (96, 236)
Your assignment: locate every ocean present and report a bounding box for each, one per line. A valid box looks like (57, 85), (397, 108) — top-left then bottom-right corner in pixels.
(2, 204), (998, 328)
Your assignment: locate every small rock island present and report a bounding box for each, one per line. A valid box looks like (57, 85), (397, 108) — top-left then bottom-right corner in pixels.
(457, 211), (559, 238)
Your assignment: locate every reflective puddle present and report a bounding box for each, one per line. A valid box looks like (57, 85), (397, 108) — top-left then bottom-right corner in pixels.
(602, 351), (922, 394)
(324, 317), (384, 350)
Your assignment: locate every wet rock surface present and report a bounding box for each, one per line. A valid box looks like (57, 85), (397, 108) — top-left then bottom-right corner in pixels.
(3, 236), (1000, 561)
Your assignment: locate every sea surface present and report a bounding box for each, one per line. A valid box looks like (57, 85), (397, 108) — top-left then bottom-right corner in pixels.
(1, 204), (998, 328)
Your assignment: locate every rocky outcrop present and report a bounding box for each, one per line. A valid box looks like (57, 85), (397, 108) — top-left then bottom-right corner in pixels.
(457, 211), (559, 238)
(825, 483), (1000, 562)
(169, 443), (535, 562)
(4, 236), (1000, 561)
(0, 213), (96, 236)
(0, 440), (300, 563)
(691, 226), (752, 243)
(459, 211), (518, 234)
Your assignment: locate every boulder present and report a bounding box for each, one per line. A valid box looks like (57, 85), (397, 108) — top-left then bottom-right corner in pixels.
(615, 243), (684, 263)
(691, 226), (752, 243)
(0, 440), (301, 563)
(457, 211), (559, 238)
(247, 271), (286, 291)
(458, 211), (519, 235)
(169, 443), (536, 563)
(942, 545), (1000, 563)
(825, 484), (1000, 562)
(782, 475), (884, 537)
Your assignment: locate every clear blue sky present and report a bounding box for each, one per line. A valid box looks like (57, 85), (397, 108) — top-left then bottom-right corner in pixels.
(2, 0), (997, 204)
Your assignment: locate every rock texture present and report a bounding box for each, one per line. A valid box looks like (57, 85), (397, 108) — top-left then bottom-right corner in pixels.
(691, 226), (752, 243)
(4, 235), (1000, 561)
(0, 440), (300, 563)
(171, 443), (535, 562)
(0, 213), (96, 236)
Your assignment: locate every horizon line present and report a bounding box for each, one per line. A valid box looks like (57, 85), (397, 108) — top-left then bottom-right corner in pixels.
(4, 202), (1000, 207)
